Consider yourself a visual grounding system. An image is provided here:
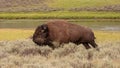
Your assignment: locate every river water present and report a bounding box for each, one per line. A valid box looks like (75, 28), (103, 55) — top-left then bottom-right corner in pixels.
(0, 19), (120, 31)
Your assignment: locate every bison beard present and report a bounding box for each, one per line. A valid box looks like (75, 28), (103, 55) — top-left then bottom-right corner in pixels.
(33, 20), (99, 51)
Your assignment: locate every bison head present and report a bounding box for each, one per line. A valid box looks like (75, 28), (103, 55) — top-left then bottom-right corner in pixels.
(33, 24), (49, 45)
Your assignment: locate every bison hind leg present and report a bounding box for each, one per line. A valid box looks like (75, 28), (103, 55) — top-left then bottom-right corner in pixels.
(82, 43), (91, 49)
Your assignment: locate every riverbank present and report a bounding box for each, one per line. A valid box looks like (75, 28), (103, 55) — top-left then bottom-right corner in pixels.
(0, 11), (120, 19)
(0, 29), (120, 42)
(0, 29), (33, 40)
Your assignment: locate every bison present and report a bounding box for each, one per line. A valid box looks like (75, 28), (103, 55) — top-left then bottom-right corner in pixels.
(33, 20), (99, 50)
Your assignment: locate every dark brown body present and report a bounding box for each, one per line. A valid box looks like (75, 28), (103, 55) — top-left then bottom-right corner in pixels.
(33, 20), (99, 50)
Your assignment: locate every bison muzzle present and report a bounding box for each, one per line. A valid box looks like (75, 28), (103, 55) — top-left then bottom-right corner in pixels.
(33, 20), (99, 51)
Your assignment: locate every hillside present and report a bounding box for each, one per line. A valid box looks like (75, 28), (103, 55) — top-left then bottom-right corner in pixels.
(0, 0), (49, 12)
(0, 0), (120, 12)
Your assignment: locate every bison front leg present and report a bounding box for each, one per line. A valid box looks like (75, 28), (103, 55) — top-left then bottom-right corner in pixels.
(89, 40), (100, 51)
(52, 41), (61, 48)
(82, 43), (91, 49)
(46, 43), (55, 50)
(44, 41), (55, 50)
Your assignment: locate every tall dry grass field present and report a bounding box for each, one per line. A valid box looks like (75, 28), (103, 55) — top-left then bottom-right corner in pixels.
(0, 31), (120, 68)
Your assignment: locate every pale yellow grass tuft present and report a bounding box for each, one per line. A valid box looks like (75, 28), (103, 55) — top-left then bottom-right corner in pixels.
(0, 38), (120, 68)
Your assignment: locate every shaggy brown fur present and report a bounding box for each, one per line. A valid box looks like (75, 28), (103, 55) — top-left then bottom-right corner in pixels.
(33, 20), (99, 50)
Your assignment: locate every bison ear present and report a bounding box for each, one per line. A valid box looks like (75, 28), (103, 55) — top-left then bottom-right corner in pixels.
(41, 24), (48, 32)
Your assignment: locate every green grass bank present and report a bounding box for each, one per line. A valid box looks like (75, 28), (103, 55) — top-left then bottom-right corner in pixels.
(0, 11), (120, 19)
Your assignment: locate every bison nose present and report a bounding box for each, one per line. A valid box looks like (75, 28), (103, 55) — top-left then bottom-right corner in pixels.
(33, 38), (45, 45)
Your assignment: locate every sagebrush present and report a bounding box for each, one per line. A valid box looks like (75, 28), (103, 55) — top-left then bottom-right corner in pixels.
(0, 38), (120, 68)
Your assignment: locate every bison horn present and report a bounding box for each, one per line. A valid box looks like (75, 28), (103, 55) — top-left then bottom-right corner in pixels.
(41, 24), (49, 33)
(41, 24), (48, 30)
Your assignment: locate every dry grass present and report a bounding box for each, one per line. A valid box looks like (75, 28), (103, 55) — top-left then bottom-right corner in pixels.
(0, 29), (33, 40)
(49, 0), (120, 9)
(0, 0), (120, 12)
(0, 30), (120, 68)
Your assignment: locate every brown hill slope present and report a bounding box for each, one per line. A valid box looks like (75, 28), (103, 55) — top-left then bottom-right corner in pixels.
(0, 0), (52, 12)
(0, 0), (120, 12)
